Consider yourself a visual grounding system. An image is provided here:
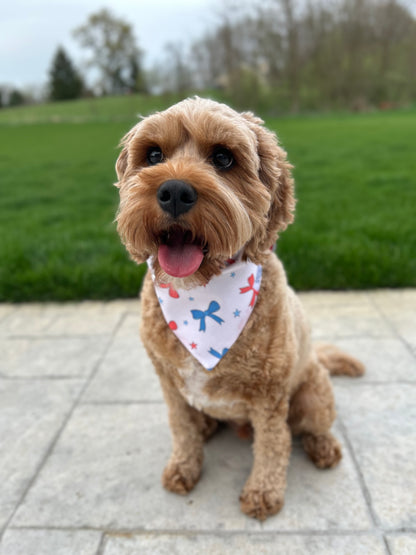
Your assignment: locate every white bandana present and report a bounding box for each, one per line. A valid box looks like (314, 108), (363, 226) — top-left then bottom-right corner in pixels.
(149, 254), (262, 370)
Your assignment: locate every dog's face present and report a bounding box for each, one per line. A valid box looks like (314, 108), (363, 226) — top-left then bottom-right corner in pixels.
(115, 97), (295, 287)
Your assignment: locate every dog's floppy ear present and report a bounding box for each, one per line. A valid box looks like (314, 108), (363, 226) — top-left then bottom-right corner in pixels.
(242, 112), (296, 251)
(115, 125), (139, 185)
(115, 148), (128, 184)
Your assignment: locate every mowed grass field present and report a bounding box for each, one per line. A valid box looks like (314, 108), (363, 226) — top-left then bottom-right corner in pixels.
(0, 95), (415, 301)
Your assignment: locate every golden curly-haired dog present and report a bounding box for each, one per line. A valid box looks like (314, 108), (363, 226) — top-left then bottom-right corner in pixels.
(115, 97), (364, 521)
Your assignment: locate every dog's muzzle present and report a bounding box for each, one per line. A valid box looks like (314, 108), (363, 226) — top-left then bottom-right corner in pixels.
(157, 180), (198, 219)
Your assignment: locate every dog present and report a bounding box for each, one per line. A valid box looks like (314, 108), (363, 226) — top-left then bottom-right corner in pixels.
(115, 97), (364, 520)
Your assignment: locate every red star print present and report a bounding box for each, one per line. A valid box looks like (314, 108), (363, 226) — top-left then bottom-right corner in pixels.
(190, 342), (197, 349)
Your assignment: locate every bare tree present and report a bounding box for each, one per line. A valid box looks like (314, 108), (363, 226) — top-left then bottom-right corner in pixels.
(252, 0), (303, 111)
(152, 0), (416, 112)
(73, 9), (145, 95)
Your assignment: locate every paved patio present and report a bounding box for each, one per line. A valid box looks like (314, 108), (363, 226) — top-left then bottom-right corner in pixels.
(0, 290), (415, 554)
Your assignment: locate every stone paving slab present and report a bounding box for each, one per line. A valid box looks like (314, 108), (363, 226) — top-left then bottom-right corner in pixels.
(0, 379), (84, 531)
(0, 290), (415, 554)
(82, 314), (163, 403)
(0, 304), (15, 322)
(299, 291), (389, 338)
(308, 302), (392, 340)
(0, 529), (101, 555)
(0, 301), (135, 338)
(0, 304), (68, 337)
(0, 336), (108, 379)
(370, 289), (416, 354)
(386, 534), (416, 555)
(335, 383), (416, 530)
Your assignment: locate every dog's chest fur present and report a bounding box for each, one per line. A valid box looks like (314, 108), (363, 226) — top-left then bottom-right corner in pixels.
(177, 358), (242, 417)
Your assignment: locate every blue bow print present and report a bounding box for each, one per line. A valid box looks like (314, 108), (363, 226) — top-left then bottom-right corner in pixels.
(191, 301), (224, 332)
(209, 348), (229, 360)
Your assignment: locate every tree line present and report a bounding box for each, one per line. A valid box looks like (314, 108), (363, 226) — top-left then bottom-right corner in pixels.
(161, 0), (416, 112)
(2, 0), (416, 113)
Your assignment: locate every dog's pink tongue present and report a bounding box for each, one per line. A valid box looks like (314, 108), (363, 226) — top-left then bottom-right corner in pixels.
(158, 231), (203, 278)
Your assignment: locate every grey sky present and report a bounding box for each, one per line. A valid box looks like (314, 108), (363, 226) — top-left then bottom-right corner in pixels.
(0, 0), (215, 89)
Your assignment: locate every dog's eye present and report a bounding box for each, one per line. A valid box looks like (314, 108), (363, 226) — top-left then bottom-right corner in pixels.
(147, 146), (164, 165)
(212, 147), (234, 170)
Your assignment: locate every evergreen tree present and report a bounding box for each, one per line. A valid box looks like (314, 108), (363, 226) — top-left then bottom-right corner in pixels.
(9, 89), (25, 106)
(49, 47), (83, 101)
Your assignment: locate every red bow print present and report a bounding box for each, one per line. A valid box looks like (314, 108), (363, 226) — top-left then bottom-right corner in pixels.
(159, 282), (179, 299)
(239, 274), (259, 307)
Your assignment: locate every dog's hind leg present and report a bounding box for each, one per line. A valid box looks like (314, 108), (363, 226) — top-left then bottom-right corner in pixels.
(197, 412), (220, 442)
(288, 359), (342, 469)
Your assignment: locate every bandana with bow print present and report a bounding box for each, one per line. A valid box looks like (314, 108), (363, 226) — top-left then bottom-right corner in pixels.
(149, 254), (262, 370)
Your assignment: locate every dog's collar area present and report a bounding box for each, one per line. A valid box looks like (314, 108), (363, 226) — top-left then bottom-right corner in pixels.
(224, 247), (245, 267)
(148, 253), (262, 370)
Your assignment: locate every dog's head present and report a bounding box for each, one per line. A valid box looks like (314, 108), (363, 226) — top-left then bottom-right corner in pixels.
(115, 97), (295, 287)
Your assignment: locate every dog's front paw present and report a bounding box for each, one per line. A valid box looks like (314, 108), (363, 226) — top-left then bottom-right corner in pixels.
(162, 458), (202, 495)
(239, 486), (284, 521)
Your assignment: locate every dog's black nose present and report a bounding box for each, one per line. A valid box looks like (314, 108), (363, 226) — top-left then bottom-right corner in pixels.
(157, 180), (198, 218)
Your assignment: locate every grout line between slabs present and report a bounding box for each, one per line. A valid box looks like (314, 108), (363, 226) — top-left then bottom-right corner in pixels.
(1, 333), (115, 340)
(334, 380), (416, 387)
(80, 399), (164, 406)
(313, 333), (393, 341)
(5, 375), (413, 388)
(337, 416), (381, 530)
(2, 376), (413, 386)
(0, 310), (128, 544)
(0, 375), (93, 381)
(5, 525), (389, 536)
(95, 532), (106, 555)
(383, 535), (393, 555)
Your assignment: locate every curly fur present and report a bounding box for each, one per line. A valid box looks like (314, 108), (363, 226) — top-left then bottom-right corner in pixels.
(115, 97), (364, 520)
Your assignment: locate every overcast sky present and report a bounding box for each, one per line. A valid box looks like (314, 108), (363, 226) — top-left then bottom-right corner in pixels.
(0, 0), (217, 90)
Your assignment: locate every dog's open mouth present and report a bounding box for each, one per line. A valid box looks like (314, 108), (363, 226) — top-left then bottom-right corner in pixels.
(158, 227), (205, 278)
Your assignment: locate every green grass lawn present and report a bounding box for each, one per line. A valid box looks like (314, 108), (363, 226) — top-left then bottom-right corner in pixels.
(0, 95), (415, 301)
(276, 111), (416, 289)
